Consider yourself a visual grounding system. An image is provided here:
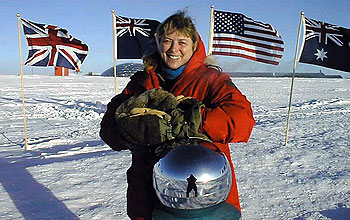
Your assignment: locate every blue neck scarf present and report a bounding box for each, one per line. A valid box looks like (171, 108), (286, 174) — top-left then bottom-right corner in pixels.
(161, 65), (186, 80)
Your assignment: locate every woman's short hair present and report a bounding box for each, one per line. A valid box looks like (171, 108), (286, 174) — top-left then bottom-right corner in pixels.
(156, 10), (199, 50)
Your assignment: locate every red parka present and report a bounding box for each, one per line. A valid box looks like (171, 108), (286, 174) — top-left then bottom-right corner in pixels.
(100, 37), (255, 219)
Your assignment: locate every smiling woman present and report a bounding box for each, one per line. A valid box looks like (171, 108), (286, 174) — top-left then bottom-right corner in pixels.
(155, 11), (198, 70)
(100, 10), (255, 220)
(157, 31), (195, 70)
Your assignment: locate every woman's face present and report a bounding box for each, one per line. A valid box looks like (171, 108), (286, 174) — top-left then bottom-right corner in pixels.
(158, 31), (196, 70)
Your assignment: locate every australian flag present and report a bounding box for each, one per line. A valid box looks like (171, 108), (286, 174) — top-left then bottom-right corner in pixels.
(116, 15), (160, 59)
(299, 17), (350, 72)
(20, 18), (89, 71)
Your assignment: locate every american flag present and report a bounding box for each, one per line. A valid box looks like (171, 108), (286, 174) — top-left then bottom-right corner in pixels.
(299, 16), (350, 72)
(115, 15), (160, 59)
(20, 18), (89, 71)
(212, 10), (284, 65)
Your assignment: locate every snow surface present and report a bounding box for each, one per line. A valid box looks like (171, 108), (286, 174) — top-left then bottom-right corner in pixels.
(0, 75), (349, 220)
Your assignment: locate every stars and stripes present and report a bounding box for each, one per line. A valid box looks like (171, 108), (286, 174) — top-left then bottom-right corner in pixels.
(20, 18), (89, 71)
(115, 15), (160, 59)
(299, 16), (350, 72)
(212, 10), (284, 65)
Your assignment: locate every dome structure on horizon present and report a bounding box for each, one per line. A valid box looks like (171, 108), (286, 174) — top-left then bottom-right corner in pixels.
(101, 62), (144, 77)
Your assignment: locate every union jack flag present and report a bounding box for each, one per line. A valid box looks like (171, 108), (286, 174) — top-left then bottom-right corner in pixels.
(299, 16), (350, 72)
(115, 15), (160, 59)
(20, 18), (89, 71)
(304, 17), (344, 46)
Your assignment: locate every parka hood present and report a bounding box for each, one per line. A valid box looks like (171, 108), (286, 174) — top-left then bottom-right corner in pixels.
(182, 34), (207, 75)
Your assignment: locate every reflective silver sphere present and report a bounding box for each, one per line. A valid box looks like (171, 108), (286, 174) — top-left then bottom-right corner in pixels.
(153, 144), (232, 209)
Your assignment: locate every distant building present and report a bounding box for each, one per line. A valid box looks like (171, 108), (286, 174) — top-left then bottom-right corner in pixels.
(101, 63), (144, 77)
(226, 72), (343, 78)
(54, 66), (69, 76)
(101, 63), (344, 78)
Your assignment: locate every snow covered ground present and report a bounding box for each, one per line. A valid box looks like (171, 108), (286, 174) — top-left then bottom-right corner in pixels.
(0, 74), (349, 220)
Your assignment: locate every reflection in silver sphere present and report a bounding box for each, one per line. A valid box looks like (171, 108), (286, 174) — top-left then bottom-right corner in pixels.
(153, 144), (232, 209)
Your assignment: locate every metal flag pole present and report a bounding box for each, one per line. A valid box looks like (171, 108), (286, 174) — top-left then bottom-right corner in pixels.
(17, 13), (30, 150)
(207, 5), (215, 55)
(285, 11), (305, 146)
(112, 9), (118, 95)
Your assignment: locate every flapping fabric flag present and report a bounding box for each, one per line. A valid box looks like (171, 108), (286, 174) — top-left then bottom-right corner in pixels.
(20, 18), (89, 71)
(116, 15), (160, 59)
(299, 17), (350, 72)
(212, 10), (284, 65)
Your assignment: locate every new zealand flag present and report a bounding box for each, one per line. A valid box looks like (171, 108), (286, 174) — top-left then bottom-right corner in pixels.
(21, 18), (89, 71)
(299, 17), (350, 73)
(116, 15), (160, 59)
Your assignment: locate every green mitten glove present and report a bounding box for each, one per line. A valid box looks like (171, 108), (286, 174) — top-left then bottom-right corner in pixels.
(114, 89), (178, 158)
(171, 97), (211, 142)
